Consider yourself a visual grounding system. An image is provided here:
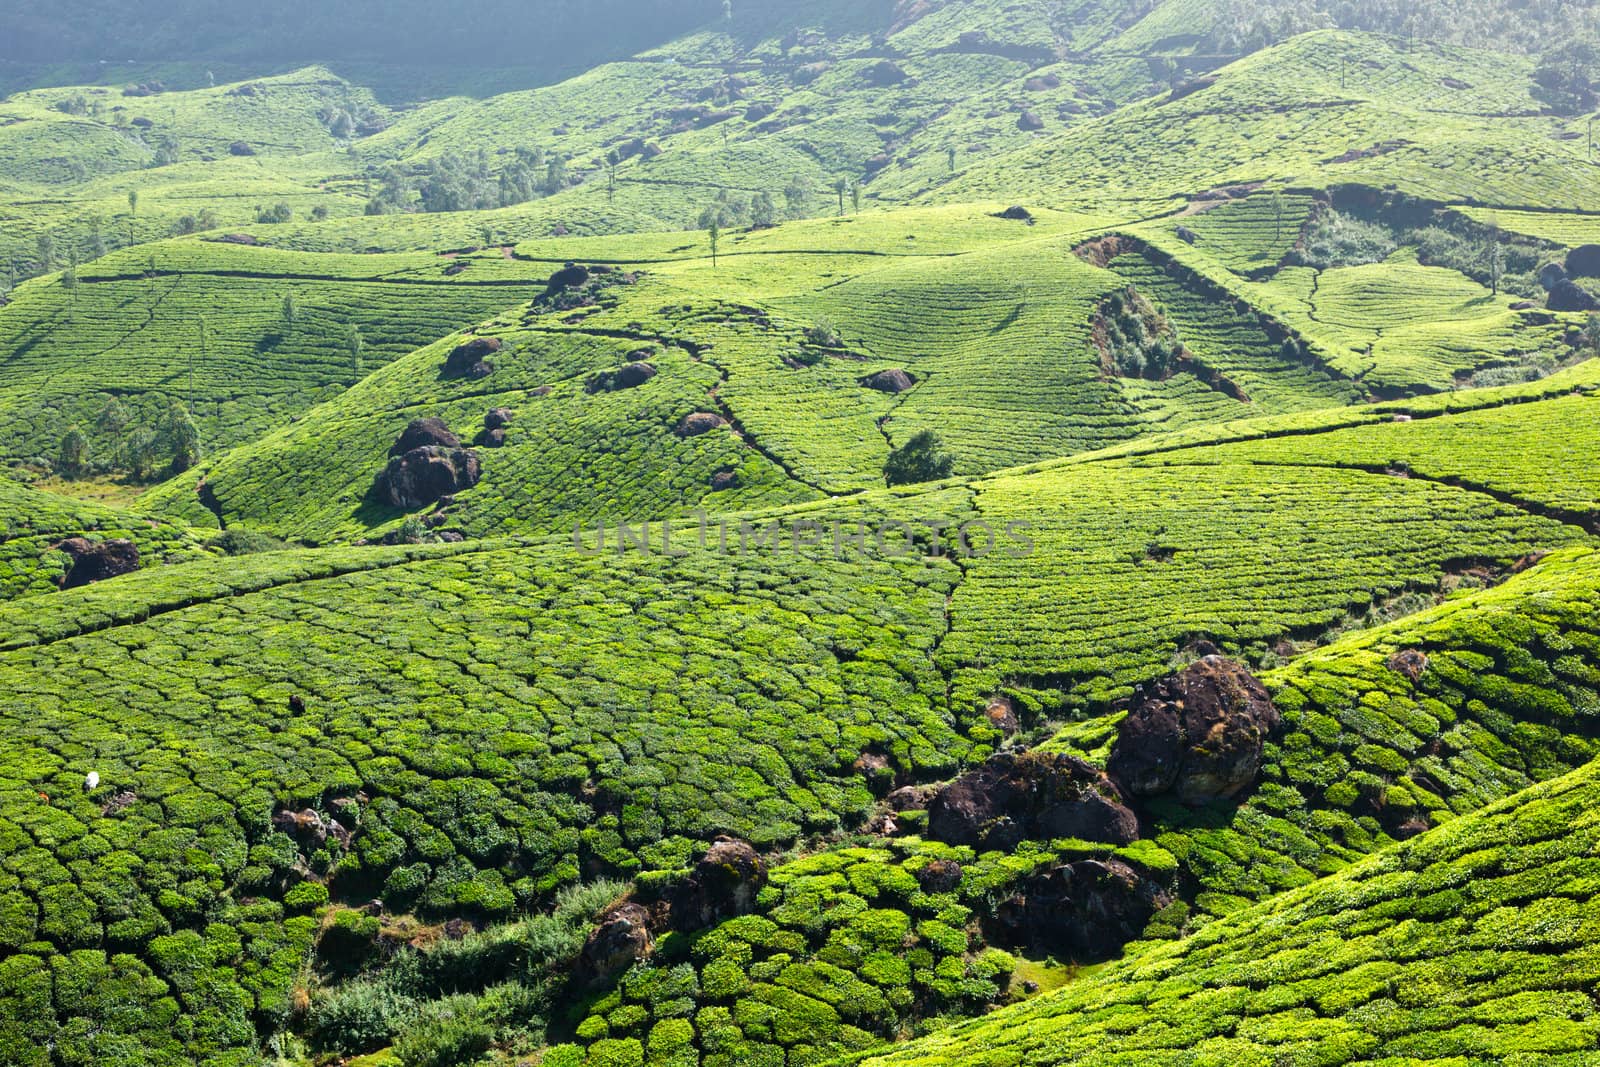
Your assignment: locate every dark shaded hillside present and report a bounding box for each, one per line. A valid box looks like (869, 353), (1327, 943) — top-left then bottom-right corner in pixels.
(0, 0), (718, 94)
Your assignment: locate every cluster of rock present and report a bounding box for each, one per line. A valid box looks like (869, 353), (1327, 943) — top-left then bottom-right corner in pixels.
(480, 408), (514, 448)
(579, 837), (767, 985)
(441, 337), (501, 380)
(900, 656), (1281, 963)
(54, 537), (140, 589)
(373, 418), (481, 509)
(1542, 245), (1600, 312)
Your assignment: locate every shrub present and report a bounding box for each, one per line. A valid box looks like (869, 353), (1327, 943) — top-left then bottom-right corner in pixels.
(393, 1015), (493, 1067)
(207, 529), (291, 556)
(309, 979), (415, 1053)
(884, 430), (955, 486)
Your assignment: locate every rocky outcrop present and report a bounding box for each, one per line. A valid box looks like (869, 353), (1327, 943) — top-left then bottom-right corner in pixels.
(442, 337), (501, 379)
(990, 858), (1173, 961)
(271, 806), (351, 850)
(580, 903), (654, 984)
(861, 368), (915, 393)
(389, 417), (461, 455)
(1387, 649), (1429, 683)
(992, 205), (1034, 223)
(587, 362), (657, 393)
(54, 537), (140, 589)
(1107, 656), (1281, 806)
(1549, 278), (1599, 312)
(865, 60), (907, 86)
(1567, 244), (1600, 279)
(1539, 262), (1568, 290)
(481, 408), (514, 447)
(546, 263), (590, 294)
(668, 837), (768, 930)
(375, 419), (480, 509)
(676, 412), (727, 437)
(1017, 110), (1044, 131)
(915, 859), (963, 894)
(926, 751), (1139, 850)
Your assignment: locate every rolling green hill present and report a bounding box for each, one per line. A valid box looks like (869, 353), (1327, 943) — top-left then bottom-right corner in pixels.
(2, 1), (1600, 1064)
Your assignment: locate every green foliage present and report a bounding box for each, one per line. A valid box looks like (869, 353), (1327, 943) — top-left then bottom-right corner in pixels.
(884, 431), (955, 487)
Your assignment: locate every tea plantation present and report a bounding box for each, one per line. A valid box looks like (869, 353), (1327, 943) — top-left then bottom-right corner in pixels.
(4, 0), (1600, 1063)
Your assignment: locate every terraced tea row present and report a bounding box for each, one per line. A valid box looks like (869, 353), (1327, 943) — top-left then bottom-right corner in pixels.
(0, 240), (546, 464)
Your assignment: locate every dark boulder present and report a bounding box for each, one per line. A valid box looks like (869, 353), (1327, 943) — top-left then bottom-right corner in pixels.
(1023, 74), (1061, 92)
(710, 468), (740, 492)
(991, 858), (1173, 962)
(580, 903), (654, 983)
(915, 859), (963, 894)
(442, 337), (502, 379)
(1106, 656), (1280, 806)
(1176, 225), (1198, 245)
(376, 421), (481, 509)
(744, 102), (775, 123)
(54, 537), (140, 589)
(588, 362), (658, 393)
(614, 362), (658, 389)
(984, 696), (1020, 736)
(1567, 244), (1600, 279)
(388, 417), (461, 456)
(481, 408), (513, 447)
(1017, 110), (1044, 131)
(668, 837), (767, 930)
(1549, 278), (1600, 312)
(885, 784), (938, 811)
(676, 412), (727, 437)
(1386, 649), (1429, 683)
(927, 751), (1139, 850)
(865, 60), (907, 86)
(546, 263), (590, 293)
(228, 140), (255, 156)
(1539, 262), (1568, 290)
(993, 205), (1035, 224)
(862, 368), (916, 393)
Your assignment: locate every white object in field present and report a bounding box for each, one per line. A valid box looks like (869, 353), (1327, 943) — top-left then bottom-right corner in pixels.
(84, 771), (99, 791)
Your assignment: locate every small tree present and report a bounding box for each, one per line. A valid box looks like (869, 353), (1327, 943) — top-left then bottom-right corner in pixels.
(783, 176), (812, 219)
(751, 191), (777, 228)
(851, 179), (862, 215)
(1485, 227), (1504, 296)
(884, 430), (955, 486)
(834, 177), (848, 216)
(947, 146), (957, 172)
(125, 427), (158, 480)
(347, 324), (365, 376)
(1582, 313), (1600, 361)
(35, 233), (55, 271)
(281, 295), (297, 334)
(166, 401), (202, 474)
(127, 190), (139, 216)
(191, 316), (205, 406)
(1271, 191), (1287, 245)
(708, 218), (721, 267)
(97, 398), (129, 468)
(57, 426), (89, 478)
